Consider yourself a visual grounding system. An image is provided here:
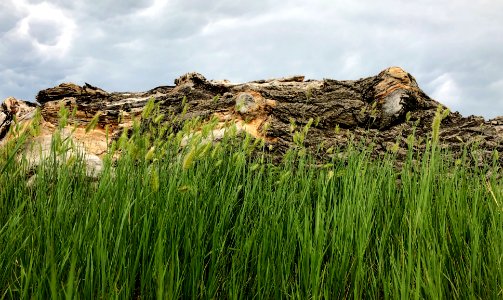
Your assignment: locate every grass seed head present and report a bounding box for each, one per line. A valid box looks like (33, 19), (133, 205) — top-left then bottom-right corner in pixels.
(145, 146), (156, 161)
(182, 146), (196, 170)
(85, 111), (102, 133)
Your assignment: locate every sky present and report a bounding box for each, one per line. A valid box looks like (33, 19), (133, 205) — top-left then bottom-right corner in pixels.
(1, 0), (502, 118)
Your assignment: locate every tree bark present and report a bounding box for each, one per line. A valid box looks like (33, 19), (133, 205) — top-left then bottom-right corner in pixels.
(2, 66), (502, 172)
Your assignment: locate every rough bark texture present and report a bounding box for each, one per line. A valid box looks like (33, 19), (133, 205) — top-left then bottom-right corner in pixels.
(1, 67), (502, 175)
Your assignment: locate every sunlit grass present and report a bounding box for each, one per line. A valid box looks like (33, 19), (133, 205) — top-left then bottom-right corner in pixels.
(0, 105), (502, 298)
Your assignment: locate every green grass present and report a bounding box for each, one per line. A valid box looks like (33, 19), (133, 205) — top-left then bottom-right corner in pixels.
(0, 110), (502, 299)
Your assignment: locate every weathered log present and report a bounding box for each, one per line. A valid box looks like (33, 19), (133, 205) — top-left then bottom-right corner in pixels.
(1, 66), (502, 176)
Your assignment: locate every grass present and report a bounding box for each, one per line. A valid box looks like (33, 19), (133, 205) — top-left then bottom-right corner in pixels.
(0, 106), (502, 299)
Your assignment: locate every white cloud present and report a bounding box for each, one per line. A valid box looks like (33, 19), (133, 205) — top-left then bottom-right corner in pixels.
(135, 0), (170, 17)
(5, 0), (76, 58)
(430, 73), (462, 108)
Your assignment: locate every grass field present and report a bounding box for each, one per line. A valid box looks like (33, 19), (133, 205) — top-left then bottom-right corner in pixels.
(1, 109), (502, 299)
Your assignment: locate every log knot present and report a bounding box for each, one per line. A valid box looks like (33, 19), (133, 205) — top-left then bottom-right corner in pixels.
(371, 67), (422, 128)
(235, 93), (257, 114)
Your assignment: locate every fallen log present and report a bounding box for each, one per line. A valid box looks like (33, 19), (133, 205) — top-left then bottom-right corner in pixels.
(1, 66), (502, 176)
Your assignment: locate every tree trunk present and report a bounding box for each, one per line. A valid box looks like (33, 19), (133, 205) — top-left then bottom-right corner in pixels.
(2, 66), (502, 174)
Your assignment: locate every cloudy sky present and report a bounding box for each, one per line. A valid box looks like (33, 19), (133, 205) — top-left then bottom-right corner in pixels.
(1, 0), (502, 118)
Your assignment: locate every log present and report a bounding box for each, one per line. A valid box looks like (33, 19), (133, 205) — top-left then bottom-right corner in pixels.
(1, 66), (502, 175)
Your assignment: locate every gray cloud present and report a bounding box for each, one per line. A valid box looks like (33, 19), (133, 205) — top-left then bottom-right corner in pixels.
(1, 0), (502, 118)
(28, 19), (62, 46)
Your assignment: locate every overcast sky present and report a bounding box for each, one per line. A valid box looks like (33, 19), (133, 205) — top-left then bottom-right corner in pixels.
(1, 0), (502, 118)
